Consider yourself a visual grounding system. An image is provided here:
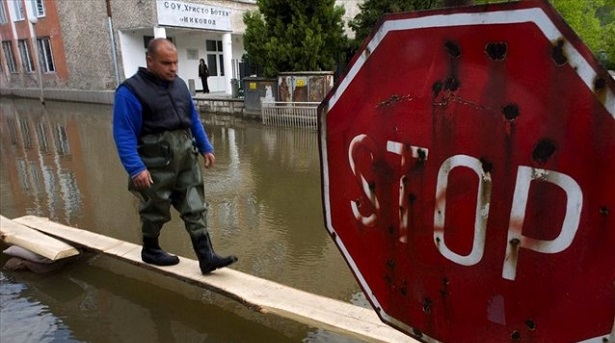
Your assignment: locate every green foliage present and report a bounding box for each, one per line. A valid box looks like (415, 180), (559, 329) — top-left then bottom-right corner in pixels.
(475, 0), (614, 69)
(242, 0), (348, 77)
(549, 0), (614, 69)
(550, 0), (603, 53)
(243, 11), (268, 76)
(348, 0), (441, 51)
(596, 0), (615, 25)
(595, 0), (615, 69)
(601, 21), (615, 69)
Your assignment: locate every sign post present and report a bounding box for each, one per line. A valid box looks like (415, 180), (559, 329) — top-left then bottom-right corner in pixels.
(318, 1), (615, 342)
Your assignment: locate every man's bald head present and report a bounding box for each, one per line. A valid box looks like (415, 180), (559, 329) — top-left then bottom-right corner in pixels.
(146, 38), (178, 82)
(147, 38), (176, 58)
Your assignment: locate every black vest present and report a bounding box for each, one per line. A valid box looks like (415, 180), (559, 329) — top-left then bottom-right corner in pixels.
(122, 67), (192, 135)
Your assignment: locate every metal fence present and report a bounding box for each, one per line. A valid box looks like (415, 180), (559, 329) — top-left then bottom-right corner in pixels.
(261, 101), (320, 130)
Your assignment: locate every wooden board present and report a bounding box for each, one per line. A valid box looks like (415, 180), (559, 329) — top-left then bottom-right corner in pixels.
(12, 215), (418, 343)
(0, 215), (80, 261)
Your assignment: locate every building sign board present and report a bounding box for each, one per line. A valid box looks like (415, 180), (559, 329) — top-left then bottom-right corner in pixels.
(318, 0), (615, 342)
(156, 0), (231, 32)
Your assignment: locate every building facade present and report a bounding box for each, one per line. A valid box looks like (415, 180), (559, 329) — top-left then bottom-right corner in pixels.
(0, 0), (68, 90)
(0, 0), (360, 97)
(0, 0), (260, 94)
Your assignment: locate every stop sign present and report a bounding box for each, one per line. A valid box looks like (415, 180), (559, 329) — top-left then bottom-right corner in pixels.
(318, 1), (614, 342)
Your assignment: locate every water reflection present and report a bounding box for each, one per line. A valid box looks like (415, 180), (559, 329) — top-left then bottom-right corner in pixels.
(0, 97), (366, 342)
(0, 272), (77, 342)
(2, 103), (83, 224)
(0, 257), (299, 343)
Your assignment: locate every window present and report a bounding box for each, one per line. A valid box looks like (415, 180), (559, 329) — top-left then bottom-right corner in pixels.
(18, 39), (34, 72)
(206, 40), (223, 52)
(37, 37), (55, 73)
(2, 41), (17, 73)
(205, 39), (223, 77)
(13, 0), (24, 21)
(0, 1), (8, 24)
(33, 0), (45, 17)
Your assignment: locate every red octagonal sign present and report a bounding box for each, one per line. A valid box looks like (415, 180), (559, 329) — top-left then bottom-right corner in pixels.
(318, 1), (614, 342)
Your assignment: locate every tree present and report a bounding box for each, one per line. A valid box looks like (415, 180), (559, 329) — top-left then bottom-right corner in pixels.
(348, 0), (441, 52)
(243, 11), (268, 76)
(593, 0), (615, 69)
(474, 0), (614, 69)
(243, 0), (348, 78)
(601, 22), (615, 69)
(550, 0), (604, 54)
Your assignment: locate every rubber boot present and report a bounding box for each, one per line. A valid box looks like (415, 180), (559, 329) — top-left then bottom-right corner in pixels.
(141, 236), (180, 266)
(190, 232), (237, 274)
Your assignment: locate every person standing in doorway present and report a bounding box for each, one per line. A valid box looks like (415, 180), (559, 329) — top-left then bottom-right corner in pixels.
(198, 58), (210, 93)
(113, 38), (237, 274)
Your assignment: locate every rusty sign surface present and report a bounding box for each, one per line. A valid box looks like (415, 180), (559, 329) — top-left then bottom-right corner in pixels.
(318, 0), (615, 342)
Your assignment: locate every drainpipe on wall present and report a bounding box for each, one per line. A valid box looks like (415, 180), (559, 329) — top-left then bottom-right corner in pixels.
(106, 0), (120, 87)
(26, 1), (44, 104)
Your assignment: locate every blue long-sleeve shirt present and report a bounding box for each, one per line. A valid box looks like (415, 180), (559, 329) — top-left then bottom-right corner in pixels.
(113, 85), (214, 179)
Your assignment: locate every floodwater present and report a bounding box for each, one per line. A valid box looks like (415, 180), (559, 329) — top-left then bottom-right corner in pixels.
(0, 97), (368, 343)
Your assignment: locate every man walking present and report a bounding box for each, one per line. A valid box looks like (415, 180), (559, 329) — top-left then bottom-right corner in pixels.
(113, 38), (237, 274)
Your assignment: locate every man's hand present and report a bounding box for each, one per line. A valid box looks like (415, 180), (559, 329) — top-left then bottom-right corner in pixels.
(133, 170), (154, 189)
(203, 152), (215, 168)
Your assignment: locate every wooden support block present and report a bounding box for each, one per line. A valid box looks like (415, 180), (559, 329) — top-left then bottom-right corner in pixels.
(0, 215), (80, 261)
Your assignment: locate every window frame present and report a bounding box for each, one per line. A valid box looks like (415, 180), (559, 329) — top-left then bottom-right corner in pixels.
(205, 39), (224, 77)
(37, 37), (55, 73)
(33, 0), (45, 18)
(18, 39), (34, 73)
(0, 1), (8, 24)
(2, 41), (18, 73)
(13, 0), (25, 21)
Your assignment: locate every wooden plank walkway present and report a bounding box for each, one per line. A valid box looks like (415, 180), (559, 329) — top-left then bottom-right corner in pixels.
(6, 215), (417, 343)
